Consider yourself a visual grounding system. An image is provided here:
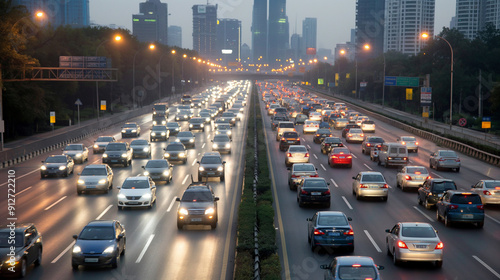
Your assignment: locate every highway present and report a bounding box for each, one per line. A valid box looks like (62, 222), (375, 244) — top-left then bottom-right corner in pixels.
(0, 82), (250, 280)
(257, 84), (500, 280)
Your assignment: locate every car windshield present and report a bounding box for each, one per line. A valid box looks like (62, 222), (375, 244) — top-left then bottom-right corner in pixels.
(293, 164), (315, 172)
(105, 143), (126, 151)
(201, 156), (222, 164)
(318, 215), (348, 226)
(190, 119), (203, 123)
(450, 194), (482, 204)
(96, 136), (113, 142)
(349, 129), (363, 133)
(402, 137), (416, 141)
(0, 232), (24, 247)
(181, 190), (213, 202)
(317, 129), (330, 134)
(217, 125), (230, 130)
(153, 105), (166, 111)
(166, 144), (184, 151)
(64, 145), (82, 151)
(167, 123), (179, 128)
(439, 151), (457, 157)
(289, 146), (307, 153)
(152, 126), (167, 131)
(336, 118), (347, 122)
(303, 180), (327, 188)
(79, 226), (114, 240)
(123, 123), (137, 128)
(279, 123), (294, 128)
(122, 179), (149, 189)
(361, 174), (385, 183)
(433, 181), (457, 192)
(325, 138), (341, 143)
(484, 181), (500, 189)
(214, 135), (229, 141)
(401, 226), (436, 238)
(45, 156), (67, 163)
(363, 121), (375, 124)
(406, 167), (428, 174)
(200, 113), (210, 117)
(81, 167), (107, 176)
(145, 160), (168, 168)
(178, 132), (193, 137)
(369, 137), (384, 143)
(179, 110), (191, 114)
(283, 132), (298, 138)
(338, 266), (376, 279)
(131, 140), (148, 145)
(333, 149), (350, 154)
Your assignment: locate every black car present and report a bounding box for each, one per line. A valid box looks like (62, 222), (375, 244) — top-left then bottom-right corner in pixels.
(181, 94), (192, 104)
(142, 159), (173, 183)
(102, 142), (133, 167)
(0, 223), (42, 278)
(418, 179), (458, 209)
(176, 182), (219, 230)
(313, 129), (332, 144)
(40, 155), (75, 178)
(189, 117), (206, 132)
(297, 177), (331, 208)
(163, 142), (187, 164)
(342, 124), (360, 138)
(279, 131), (300, 151)
(152, 115), (167, 125)
(166, 122), (181, 136)
(72, 220), (126, 269)
(361, 136), (385, 155)
(320, 137), (344, 154)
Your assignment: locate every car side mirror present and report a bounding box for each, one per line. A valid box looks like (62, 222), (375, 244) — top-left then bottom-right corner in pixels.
(222, 161), (226, 164)
(327, 182), (330, 186)
(385, 229), (390, 233)
(419, 184), (423, 188)
(117, 234), (123, 241)
(320, 265), (330, 270)
(73, 235), (78, 240)
(116, 186), (121, 189)
(377, 265), (385, 270)
(352, 176), (356, 180)
(470, 185), (474, 188)
(197, 161), (200, 164)
(214, 197), (220, 201)
(41, 161), (44, 163)
(77, 173), (81, 176)
(347, 217), (352, 221)
(141, 166), (145, 169)
(211, 140), (213, 142)
(306, 218), (312, 221)
(176, 197), (181, 202)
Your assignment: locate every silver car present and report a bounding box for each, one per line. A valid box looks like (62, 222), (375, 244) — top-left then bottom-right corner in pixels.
(352, 171), (389, 201)
(385, 222), (443, 268)
(62, 143), (89, 164)
(396, 166), (430, 191)
(212, 135), (232, 154)
(345, 128), (364, 143)
(285, 145), (309, 167)
(429, 150), (461, 172)
(175, 131), (196, 148)
(130, 139), (151, 158)
(333, 118), (348, 129)
(471, 180), (500, 205)
(397, 136), (419, 152)
(287, 163), (318, 190)
(142, 159), (173, 183)
(215, 124), (232, 139)
(93, 136), (116, 154)
(76, 164), (113, 194)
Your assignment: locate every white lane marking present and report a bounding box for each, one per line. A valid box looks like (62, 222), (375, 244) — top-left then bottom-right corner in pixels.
(431, 172), (443, 178)
(136, 234), (155, 263)
(96, 205), (113, 220)
(197, 152), (201, 156)
(320, 164), (326, 171)
(167, 196), (177, 212)
(412, 206), (434, 222)
(44, 196), (67, 211)
(182, 174), (189, 185)
(307, 145), (311, 149)
(301, 138), (306, 142)
(51, 241), (75, 263)
(16, 186), (32, 195)
(486, 214), (500, 225)
(192, 159), (198, 166)
(352, 154), (357, 159)
(0, 170), (38, 187)
(207, 134), (211, 139)
(473, 255), (500, 279)
(364, 230), (382, 253)
(313, 154), (318, 159)
(330, 179), (339, 188)
(363, 164), (372, 170)
(342, 196), (353, 210)
(202, 143), (206, 149)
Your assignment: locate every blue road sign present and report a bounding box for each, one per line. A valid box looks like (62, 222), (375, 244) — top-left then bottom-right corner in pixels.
(385, 76), (397, 86)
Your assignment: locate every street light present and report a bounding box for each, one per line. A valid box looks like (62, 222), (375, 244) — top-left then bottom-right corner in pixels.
(355, 44), (371, 99)
(422, 33), (453, 129)
(95, 35), (121, 120)
(181, 54), (187, 93)
(171, 50), (176, 96)
(132, 43), (155, 109)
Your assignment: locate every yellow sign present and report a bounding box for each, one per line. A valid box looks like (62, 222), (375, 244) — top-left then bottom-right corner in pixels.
(422, 112), (429, 118)
(50, 111), (55, 124)
(482, 122), (491, 129)
(335, 73), (339, 86)
(352, 90), (356, 94)
(346, 73), (350, 79)
(100, 101), (106, 111)
(406, 88), (413, 100)
(318, 78), (324, 85)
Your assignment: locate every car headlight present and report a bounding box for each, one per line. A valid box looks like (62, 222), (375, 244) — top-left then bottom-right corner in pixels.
(213, 144), (218, 148)
(179, 153), (186, 157)
(151, 132), (156, 136)
(189, 124), (193, 128)
(98, 179), (106, 185)
(159, 132), (165, 136)
(175, 139), (180, 142)
(94, 144), (99, 149)
(102, 154), (108, 158)
(143, 147), (149, 152)
(200, 124), (204, 127)
(199, 167), (205, 171)
(121, 153), (127, 158)
(132, 130), (137, 133)
(184, 115), (187, 118)
(205, 208), (215, 215)
(163, 171), (169, 176)
(162, 121), (166, 125)
(153, 121), (157, 125)
(227, 131), (232, 135)
(179, 208), (188, 215)
(217, 166), (224, 171)
(225, 144), (231, 148)
(75, 153), (82, 157)
(77, 179), (85, 185)
(216, 131), (220, 135)
(232, 118), (235, 121)
(59, 166), (67, 170)
(142, 193), (152, 200)
(73, 245), (82, 254)
(118, 193), (126, 199)
(121, 129), (126, 133)
(41, 165), (47, 170)
(206, 118), (210, 122)
(189, 139), (194, 142)
(103, 246), (115, 254)
(143, 171), (150, 176)
(175, 128), (179, 131)
(164, 153), (170, 157)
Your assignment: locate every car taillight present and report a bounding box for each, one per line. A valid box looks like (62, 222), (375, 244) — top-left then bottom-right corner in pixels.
(366, 143), (371, 147)
(347, 155), (352, 159)
(381, 184), (389, 188)
(360, 134), (364, 137)
(435, 242), (444, 249)
(415, 142), (419, 145)
(398, 241), (408, 248)
(311, 174), (319, 177)
(344, 229), (354, 235)
(455, 158), (461, 162)
(405, 175), (412, 180)
(287, 153), (292, 157)
(291, 174), (300, 178)
(360, 184), (368, 188)
(313, 229), (325, 235)
(301, 190), (308, 195)
(439, 158), (446, 161)
(305, 153), (309, 157)
(483, 190), (491, 196)
(403, 157), (407, 161)
(401, 141), (406, 145)
(324, 190), (331, 195)
(348, 134), (352, 137)
(332, 155), (338, 159)
(448, 204), (459, 209)
(316, 134), (320, 137)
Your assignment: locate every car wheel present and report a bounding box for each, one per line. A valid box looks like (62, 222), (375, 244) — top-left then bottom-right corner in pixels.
(121, 241), (126, 256)
(34, 248), (42, 266)
(418, 195), (422, 205)
(220, 175), (225, 182)
(436, 210), (441, 221)
(444, 215), (452, 227)
(424, 199), (431, 210)
(19, 257), (27, 277)
(386, 242), (392, 256)
(211, 221), (217, 229)
(382, 196), (388, 202)
(392, 249), (400, 265)
(378, 159), (381, 166)
(355, 191), (361, 200)
(111, 255), (118, 268)
(64, 170), (69, 177)
(347, 245), (354, 253)
(310, 239), (316, 252)
(177, 221), (183, 230)
(72, 262), (79, 270)
(435, 260), (443, 268)
(298, 198), (304, 207)
(476, 221), (484, 229)
(455, 167), (460, 172)
(347, 163), (352, 168)
(325, 202), (331, 208)
(308, 232), (311, 243)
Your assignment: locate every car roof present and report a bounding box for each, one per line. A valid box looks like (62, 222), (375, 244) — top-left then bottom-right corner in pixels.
(86, 220), (116, 227)
(446, 190), (479, 196)
(359, 171), (383, 175)
(83, 164), (107, 169)
(427, 178), (455, 182)
(317, 211), (346, 217)
(335, 256), (376, 266)
(124, 176), (149, 181)
(202, 152), (222, 158)
(399, 222), (432, 228)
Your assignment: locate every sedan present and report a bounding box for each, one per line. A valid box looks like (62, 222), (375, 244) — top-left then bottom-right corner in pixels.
(121, 122), (141, 138)
(142, 159), (173, 183)
(471, 180), (500, 205)
(175, 109), (193, 121)
(361, 120), (376, 133)
(429, 150), (461, 172)
(212, 135), (232, 154)
(175, 131), (196, 148)
(313, 129), (332, 144)
(93, 136), (116, 154)
(72, 220), (125, 269)
(345, 128), (364, 143)
(279, 131), (300, 151)
(215, 124), (232, 139)
(309, 112), (323, 121)
(385, 222), (443, 267)
(199, 112), (212, 123)
(342, 124), (360, 138)
(117, 176), (156, 209)
(320, 137), (343, 154)
(396, 166), (431, 191)
(287, 163), (318, 190)
(76, 164), (113, 194)
(307, 211), (354, 252)
(320, 256), (384, 280)
(397, 136), (419, 152)
(303, 120), (319, 134)
(188, 117), (206, 132)
(130, 139), (151, 158)
(198, 152), (226, 181)
(294, 114), (308, 124)
(361, 136), (385, 155)
(150, 125), (170, 142)
(166, 122), (181, 136)
(285, 145), (309, 167)
(297, 177), (331, 207)
(163, 142), (187, 164)
(62, 143), (89, 164)
(40, 155), (74, 178)
(332, 118), (348, 129)
(327, 147), (352, 168)
(352, 171), (389, 201)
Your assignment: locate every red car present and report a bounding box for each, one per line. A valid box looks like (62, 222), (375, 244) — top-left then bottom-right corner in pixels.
(328, 147), (353, 168)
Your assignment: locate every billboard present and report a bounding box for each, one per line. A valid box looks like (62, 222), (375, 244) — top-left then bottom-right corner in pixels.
(306, 48), (316, 55)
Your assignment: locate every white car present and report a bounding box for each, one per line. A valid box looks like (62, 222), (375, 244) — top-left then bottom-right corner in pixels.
(309, 112), (322, 121)
(361, 120), (376, 133)
(303, 120), (319, 134)
(77, 164), (113, 195)
(397, 136), (419, 153)
(117, 176), (156, 209)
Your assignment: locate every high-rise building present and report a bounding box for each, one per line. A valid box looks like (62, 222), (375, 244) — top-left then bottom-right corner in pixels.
(251, 0), (267, 63)
(290, 33), (302, 62)
(132, 0), (168, 44)
(455, 0), (500, 40)
(14, 0), (90, 28)
(268, 0), (289, 66)
(355, 0), (385, 59)
(384, 0), (435, 55)
(302, 18), (317, 54)
(216, 18), (241, 66)
(241, 43), (252, 63)
(192, 4), (218, 59)
(168, 26), (182, 48)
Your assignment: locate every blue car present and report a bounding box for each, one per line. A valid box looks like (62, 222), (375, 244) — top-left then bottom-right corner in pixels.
(320, 256), (384, 280)
(307, 211), (354, 252)
(436, 191), (484, 228)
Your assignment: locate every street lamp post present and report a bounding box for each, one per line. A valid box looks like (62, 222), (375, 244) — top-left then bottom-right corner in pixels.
(181, 54), (187, 94)
(171, 50), (176, 97)
(132, 44), (155, 109)
(355, 44), (371, 99)
(95, 35), (121, 120)
(382, 53), (386, 107)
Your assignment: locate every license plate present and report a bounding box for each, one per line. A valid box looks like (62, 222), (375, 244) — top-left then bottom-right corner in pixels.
(208, 172), (215, 175)
(151, 176), (160, 179)
(329, 232), (340, 237)
(311, 192), (321, 196)
(288, 141), (295, 143)
(127, 202), (139, 205)
(111, 160), (118, 163)
(191, 218), (202, 222)
(462, 214), (473, 219)
(394, 158), (401, 160)
(86, 185), (96, 189)
(85, 258), (99, 263)
(415, 245), (426, 249)
(339, 156), (345, 158)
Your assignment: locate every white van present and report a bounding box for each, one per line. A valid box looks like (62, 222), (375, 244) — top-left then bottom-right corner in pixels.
(378, 143), (408, 167)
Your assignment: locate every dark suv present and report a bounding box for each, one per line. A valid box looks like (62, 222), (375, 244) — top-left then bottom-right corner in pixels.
(176, 182), (219, 230)
(418, 179), (457, 209)
(342, 124), (360, 138)
(197, 152), (226, 181)
(279, 131), (300, 151)
(102, 142), (133, 167)
(436, 191), (484, 228)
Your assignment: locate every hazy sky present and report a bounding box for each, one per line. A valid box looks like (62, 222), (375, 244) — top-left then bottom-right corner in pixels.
(90, 0), (456, 51)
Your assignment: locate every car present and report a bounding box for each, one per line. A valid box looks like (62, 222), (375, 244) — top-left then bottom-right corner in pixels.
(72, 220), (126, 269)
(417, 178), (458, 209)
(62, 143), (89, 163)
(276, 121), (296, 140)
(93, 136), (116, 154)
(332, 118), (349, 129)
(385, 222), (443, 267)
(221, 112), (237, 126)
(199, 112), (212, 123)
(378, 142), (408, 167)
(327, 147), (353, 168)
(102, 142), (133, 167)
(0, 223), (42, 278)
(287, 163), (318, 190)
(318, 121), (330, 129)
(268, 104), (280, 115)
(361, 136), (385, 155)
(354, 116), (369, 126)
(214, 117), (231, 128)
(436, 191), (485, 228)
(176, 182), (219, 230)
(117, 176), (157, 209)
(309, 112), (323, 121)
(321, 256), (384, 280)
(347, 111), (361, 123)
(285, 145), (309, 167)
(175, 131), (196, 148)
(370, 145), (380, 162)
(40, 155), (74, 178)
(396, 166), (431, 191)
(198, 152), (226, 181)
(163, 142), (187, 164)
(227, 108), (243, 121)
(191, 98), (203, 108)
(212, 134), (232, 154)
(279, 131), (300, 151)
(360, 120), (376, 133)
(429, 150), (461, 172)
(470, 180), (500, 205)
(165, 122), (181, 136)
(271, 114), (289, 130)
(274, 107), (287, 117)
(152, 114), (167, 125)
(320, 137), (344, 154)
(142, 159), (173, 183)
(181, 94), (191, 104)
(76, 164), (114, 194)
(214, 124), (232, 139)
(297, 177), (331, 207)
(294, 113), (308, 124)
(307, 211), (354, 252)
(312, 129), (331, 144)
(121, 122), (141, 138)
(352, 171), (389, 201)
(175, 109), (193, 121)
(130, 139), (151, 159)
(345, 128), (364, 143)
(397, 136), (419, 152)
(152, 103), (168, 117)
(303, 120), (319, 134)
(150, 125), (170, 142)
(341, 124), (360, 138)
(188, 117), (206, 132)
